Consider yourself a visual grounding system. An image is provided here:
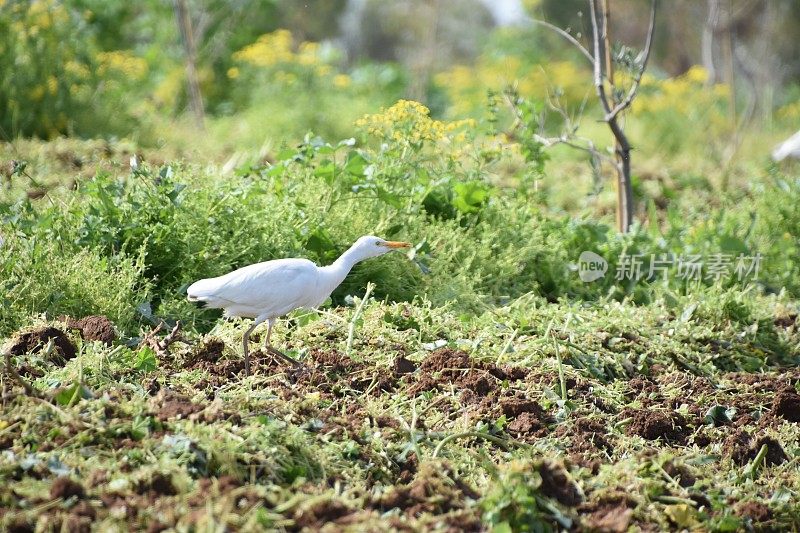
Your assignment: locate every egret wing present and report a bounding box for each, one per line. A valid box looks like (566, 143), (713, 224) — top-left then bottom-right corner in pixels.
(190, 258), (319, 317)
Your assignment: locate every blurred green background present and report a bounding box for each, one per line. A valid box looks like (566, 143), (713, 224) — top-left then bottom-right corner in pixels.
(2, 0), (800, 336)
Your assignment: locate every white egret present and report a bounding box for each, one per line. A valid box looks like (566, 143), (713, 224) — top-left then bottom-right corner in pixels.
(772, 130), (800, 162)
(187, 235), (411, 374)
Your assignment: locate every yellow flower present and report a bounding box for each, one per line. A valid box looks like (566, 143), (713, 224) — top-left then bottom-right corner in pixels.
(333, 74), (351, 88)
(97, 50), (148, 79)
(297, 41), (320, 66)
(47, 76), (57, 94)
(227, 67), (240, 79)
(31, 85), (45, 101)
(356, 100), (474, 148)
(684, 65), (709, 84)
(233, 29), (294, 67)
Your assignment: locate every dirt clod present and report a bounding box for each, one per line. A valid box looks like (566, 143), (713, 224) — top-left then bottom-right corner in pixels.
(736, 501), (772, 523)
(9, 327), (77, 364)
(50, 477), (85, 500)
(582, 506), (633, 533)
(137, 472), (176, 496)
(499, 397), (540, 418)
(153, 390), (204, 421)
(752, 436), (788, 466)
(508, 411), (547, 437)
(723, 430), (787, 466)
(539, 462), (582, 506)
(293, 499), (352, 530)
(408, 348), (526, 401)
(625, 409), (687, 442)
(393, 356), (417, 375)
(771, 389), (800, 422)
(186, 338), (226, 367)
(66, 315), (117, 345)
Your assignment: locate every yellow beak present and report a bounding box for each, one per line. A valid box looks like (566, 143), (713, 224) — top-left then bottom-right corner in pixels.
(384, 241), (412, 249)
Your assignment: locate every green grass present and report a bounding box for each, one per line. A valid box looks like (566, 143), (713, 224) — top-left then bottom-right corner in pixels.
(1, 293), (798, 530)
(1, 116), (799, 530)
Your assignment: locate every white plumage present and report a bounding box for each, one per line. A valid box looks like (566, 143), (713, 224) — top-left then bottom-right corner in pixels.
(187, 235), (410, 374)
(772, 130), (800, 162)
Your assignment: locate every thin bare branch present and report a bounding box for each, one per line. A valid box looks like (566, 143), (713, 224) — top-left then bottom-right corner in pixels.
(140, 320), (185, 356)
(607, 0), (658, 120)
(589, 0), (613, 115)
(530, 18), (594, 64)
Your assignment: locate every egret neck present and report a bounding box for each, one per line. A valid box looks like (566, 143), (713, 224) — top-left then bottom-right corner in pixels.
(318, 242), (370, 295)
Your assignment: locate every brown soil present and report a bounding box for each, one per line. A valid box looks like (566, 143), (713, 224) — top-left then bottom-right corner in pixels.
(8, 327), (77, 364)
(774, 313), (797, 328)
(771, 389), (800, 422)
(292, 499), (353, 530)
(581, 505), (633, 533)
(663, 462), (696, 488)
(136, 473), (176, 496)
(185, 338), (226, 367)
(65, 315), (117, 345)
(624, 408), (687, 443)
(578, 494), (636, 533)
(723, 430), (787, 466)
(538, 462), (582, 506)
(196, 475), (242, 495)
(290, 349), (396, 396)
(374, 461), (479, 518)
(752, 437), (788, 466)
(393, 355), (418, 375)
(735, 501), (773, 523)
(554, 417), (613, 455)
(153, 390), (204, 422)
(507, 412), (547, 437)
(50, 477), (85, 500)
(407, 349), (527, 403)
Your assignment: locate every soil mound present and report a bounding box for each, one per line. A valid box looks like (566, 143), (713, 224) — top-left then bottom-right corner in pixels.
(407, 348), (527, 398)
(9, 327), (76, 364)
(624, 409), (687, 443)
(771, 389), (800, 422)
(50, 477), (85, 500)
(539, 461), (582, 506)
(66, 315), (116, 345)
(723, 430), (787, 465)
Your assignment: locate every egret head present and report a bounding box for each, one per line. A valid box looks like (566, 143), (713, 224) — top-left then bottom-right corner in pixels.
(351, 235), (411, 260)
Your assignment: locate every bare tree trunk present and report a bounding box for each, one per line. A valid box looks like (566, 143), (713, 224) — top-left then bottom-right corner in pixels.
(530, 1), (656, 233)
(702, 0), (721, 83)
(600, 0), (626, 231)
(589, 0), (656, 233)
(174, 0), (205, 130)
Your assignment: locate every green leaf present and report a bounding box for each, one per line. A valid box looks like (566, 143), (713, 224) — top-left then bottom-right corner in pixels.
(452, 181), (491, 214)
(313, 160), (336, 183)
(304, 228), (337, 259)
(714, 514), (742, 532)
(719, 234), (748, 254)
(130, 415), (153, 440)
(134, 346), (158, 372)
(491, 522), (513, 533)
(704, 405), (734, 426)
(376, 186), (402, 208)
(54, 382), (93, 406)
(344, 151), (369, 177)
(292, 309), (321, 327)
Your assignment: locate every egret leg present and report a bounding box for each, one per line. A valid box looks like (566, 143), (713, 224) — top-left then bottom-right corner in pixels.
(242, 317), (266, 376)
(264, 318), (303, 368)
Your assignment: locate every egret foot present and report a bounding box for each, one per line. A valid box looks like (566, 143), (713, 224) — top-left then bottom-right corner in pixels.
(265, 345), (303, 368)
